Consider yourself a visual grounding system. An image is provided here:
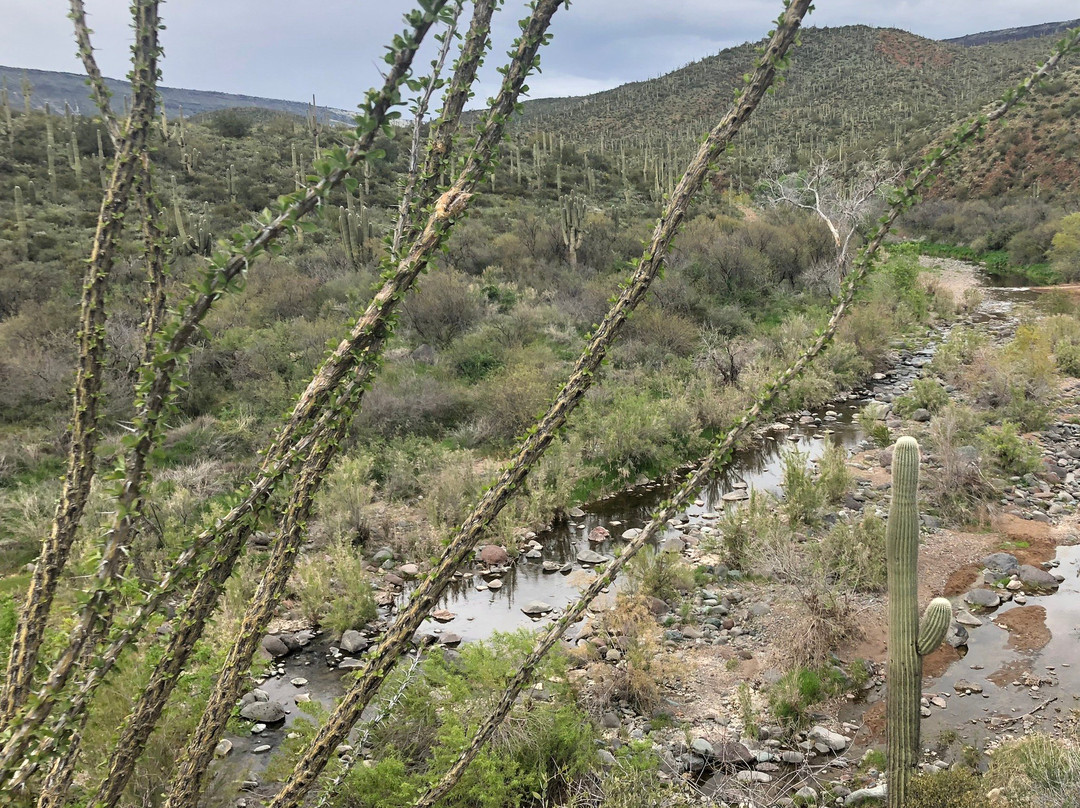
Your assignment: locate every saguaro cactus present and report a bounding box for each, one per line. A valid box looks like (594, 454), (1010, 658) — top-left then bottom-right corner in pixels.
(560, 192), (586, 268)
(13, 185), (27, 250)
(886, 436), (952, 808)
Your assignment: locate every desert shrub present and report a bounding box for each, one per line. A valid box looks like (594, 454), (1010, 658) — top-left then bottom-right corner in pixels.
(857, 402), (892, 448)
(767, 666), (845, 732)
(207, 108), (253, 138)
(987, 733), (1080, 808)
(894, 378), (949, 417)
(980, 421), (1042, 476)
(1008, 221), (1058, 267)
(311, 454), (376, 546)
(926, 404), (993, 522)
(714, 496), (754, 569)
(594, 595), (667, 713)
(419, 449), (486, 528)
(357, 369), (473, 438)
(401, 269), (483, 347)
(626, 547), (694, 602)
(1056, 340), (1080, 376)
(778, 581), (861, 668)
(570, 747), (675, 808)
(325, 632), (597, 808)
(1050, 212), (1080, 282)
(839, 299), (896, 369)
(780, 449), (822, 527)
(0, 596), (16, 670)
(293, 541), (377, 634)
(577, 386), (704, 481)
(906, 768), (990, 808)
(473, 347), (563, 445)
(620, 305), (701, 367)
(932, 326), (985, 382)
(816, 513), (887, 592)
(369, 437), (442, 502)
(817, 441), (853, 504)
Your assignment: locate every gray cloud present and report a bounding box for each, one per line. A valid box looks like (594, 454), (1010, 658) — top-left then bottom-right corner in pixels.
(0, 1), (1076, 109)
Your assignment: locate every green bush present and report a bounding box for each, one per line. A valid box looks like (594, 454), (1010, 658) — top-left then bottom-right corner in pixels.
(627, 547), (694, 602)
(816, 514), (887, 592)
(987, 733), (1080, 808)
(294, 542), (378, 635)
(319, 633), (597, 808)
(817, 441), (853, 504)
(894, 378), (950, 417)
(1055, 340), (1080, 377)
(857, 403), (892, 448)
(904, 769), (990, 808)
(980, 421), (1042, 476)
(767, 666), (845, 732)
(781, 449), (822, 527)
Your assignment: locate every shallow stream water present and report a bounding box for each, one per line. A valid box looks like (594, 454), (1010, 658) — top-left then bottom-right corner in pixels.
(226, 268), (1080, 776)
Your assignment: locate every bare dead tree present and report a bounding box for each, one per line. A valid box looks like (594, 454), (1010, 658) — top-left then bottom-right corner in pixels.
(761, 157), (903, 287)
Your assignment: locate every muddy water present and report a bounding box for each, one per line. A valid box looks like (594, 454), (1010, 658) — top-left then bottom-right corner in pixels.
(920, 547), (1080, 749)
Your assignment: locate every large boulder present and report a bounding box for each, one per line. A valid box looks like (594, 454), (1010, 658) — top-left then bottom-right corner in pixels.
(521, 600), (553, 616)
(478, 545), (510, 566)
(339, 630), (369, 654)
(1017, 564), (1060, 592)
(239, 701), (286, 723)
(981, 553), (1019, 576)
(261, 635), (290, 658)
(964, 588), (1001, 609)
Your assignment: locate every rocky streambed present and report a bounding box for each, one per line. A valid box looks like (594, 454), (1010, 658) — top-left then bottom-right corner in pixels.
(219, 267), (1080, 805)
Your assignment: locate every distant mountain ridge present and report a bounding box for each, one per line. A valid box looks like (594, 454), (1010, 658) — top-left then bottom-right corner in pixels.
(0, 65), (351, 122)
(945, 19), (1080, 47)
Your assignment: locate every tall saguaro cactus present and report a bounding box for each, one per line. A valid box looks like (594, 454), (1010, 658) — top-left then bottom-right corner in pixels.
(560, 191), (585, 268)
(886, 436), (952, 808)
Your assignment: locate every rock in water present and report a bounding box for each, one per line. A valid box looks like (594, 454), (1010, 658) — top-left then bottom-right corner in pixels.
(339, 630), (369, 654)
(430, 609), (456, 623)
(239, 701), (286, 723)
(576, 548), (608, 565)
(521, 600), (554, 616)
(478, 545), (510, 565)
(588, 526), (611, 543)
(1017, 564), (1060, 591)
(964, 588), (1001, 609)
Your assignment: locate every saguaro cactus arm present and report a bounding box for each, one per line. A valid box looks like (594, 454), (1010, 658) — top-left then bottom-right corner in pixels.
(916, 597), (952, 656)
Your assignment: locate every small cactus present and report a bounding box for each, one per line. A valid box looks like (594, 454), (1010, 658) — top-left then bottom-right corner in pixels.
(885, 436), (952, 808)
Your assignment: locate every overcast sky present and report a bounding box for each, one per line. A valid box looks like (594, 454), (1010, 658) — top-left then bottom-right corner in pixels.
(1, 1), (1077, 109)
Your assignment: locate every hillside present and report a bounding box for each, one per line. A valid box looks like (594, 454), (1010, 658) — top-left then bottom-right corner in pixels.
(945, 18), (1080, 46)
(933, 63), (1080, 199)
(0, 65), (350, 121)
(513, 25), (1076, 194)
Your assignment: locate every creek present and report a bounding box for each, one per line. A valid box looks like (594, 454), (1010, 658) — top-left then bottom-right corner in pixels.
(224, 266), (1080, 782)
